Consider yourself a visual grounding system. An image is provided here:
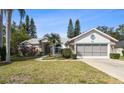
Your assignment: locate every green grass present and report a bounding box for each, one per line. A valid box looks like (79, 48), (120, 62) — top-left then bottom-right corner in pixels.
(42, 56), (65, 60)
(119, 56), (124, 61)
(0, 58), (122, 84)
(42, 55), (74, 60)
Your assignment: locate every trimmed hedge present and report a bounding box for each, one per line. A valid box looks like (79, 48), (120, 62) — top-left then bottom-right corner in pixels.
(122, 50), (124, 56)
(61, 48), (72, 58)
(110, 53), (120, 59)
(72, 54), (77, 59)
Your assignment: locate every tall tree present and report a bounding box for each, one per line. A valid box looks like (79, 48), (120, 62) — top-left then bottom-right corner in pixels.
(25, 15), (30, 36)
(18, 9), (26, 25)
(0, 9), (3, 48)
(30, 18), (37, 38)
(67, 19), (74, 38)
(116, 24), (124, 40)
(74, 19), (81, 36)
(5, 9), (25, 63)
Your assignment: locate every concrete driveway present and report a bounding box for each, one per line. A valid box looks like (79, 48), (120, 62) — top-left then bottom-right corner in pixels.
(81, 58), (124, 82)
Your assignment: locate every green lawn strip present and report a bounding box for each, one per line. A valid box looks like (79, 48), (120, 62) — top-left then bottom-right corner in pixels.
(0, 60), (122, 84)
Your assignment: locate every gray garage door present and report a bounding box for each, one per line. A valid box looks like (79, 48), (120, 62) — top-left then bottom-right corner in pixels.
(76, 44), (107, 56)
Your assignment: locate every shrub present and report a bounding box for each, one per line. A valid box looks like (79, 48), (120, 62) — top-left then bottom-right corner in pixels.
(48, 53), (52, 57)
(0, 46), (6, 61)
(72, 54), (77, 59)
(62, 48), (72, 58)
(122, 50), (124, 56)
(110, 53), (120, 59)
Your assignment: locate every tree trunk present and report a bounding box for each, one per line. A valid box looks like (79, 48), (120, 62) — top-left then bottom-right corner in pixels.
(52, 44), (55, 55)
(6, 10), (12, 63)
(0, 9), (3, 48)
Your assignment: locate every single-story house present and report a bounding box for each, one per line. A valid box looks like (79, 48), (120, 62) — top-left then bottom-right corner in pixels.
(115, 40), (124, 56)
(19, 37), (67, 56)
(19, 38), (42, 56)
(67, 28), (118, 58)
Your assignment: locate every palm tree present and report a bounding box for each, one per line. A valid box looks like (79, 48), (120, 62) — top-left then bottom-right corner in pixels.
(0, 9), (3, 48)
(44, 33), (61, 55)
(5, 9), (25, 62)
(18, 9), (26, 26)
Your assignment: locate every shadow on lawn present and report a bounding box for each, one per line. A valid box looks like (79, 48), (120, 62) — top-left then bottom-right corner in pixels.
(0, 56), (41, 66)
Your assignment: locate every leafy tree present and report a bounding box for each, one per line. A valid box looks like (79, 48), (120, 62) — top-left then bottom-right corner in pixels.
(74, 19), (81, 36)
(18, 23), (30, 42)
(67, 19), (74, 38)
(116, 24), (124, 40)
(44, 33), (60, 44)
(97, 26), (114, 34)
(11, 21), (17, 55)
(30, 18), (37, 38)
(96, 26), (120, 40)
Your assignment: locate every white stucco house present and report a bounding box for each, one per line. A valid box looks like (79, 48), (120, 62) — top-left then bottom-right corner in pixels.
(67, 28), (118, 58)
(19, 37), (67, 56)
(19, 38), (42, 56)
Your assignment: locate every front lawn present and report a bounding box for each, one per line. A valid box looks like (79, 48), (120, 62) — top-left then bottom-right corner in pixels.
(0, 58), (122, 84)
(119, 56), (124, 61)
(42, 55), (74, 60)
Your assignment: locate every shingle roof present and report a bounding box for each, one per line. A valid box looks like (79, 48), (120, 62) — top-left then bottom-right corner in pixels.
(20, 38), (40, 45)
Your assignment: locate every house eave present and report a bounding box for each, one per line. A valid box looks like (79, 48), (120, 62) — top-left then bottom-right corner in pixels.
(67, 28), (118, 43)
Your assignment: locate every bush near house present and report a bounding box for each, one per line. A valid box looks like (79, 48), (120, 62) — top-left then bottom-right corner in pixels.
(62, 48), (72, 58)
(110, 53), (120, 59)
(19, 46), (40, 57)
(72, 54), (77, 59)
(122, 50), (124, 56)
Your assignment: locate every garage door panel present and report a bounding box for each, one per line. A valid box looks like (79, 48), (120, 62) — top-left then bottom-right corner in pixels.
(101, 45), (107, 52)
(84, 45), (92, 52)
(92, 45), (100, 52)
(77, 45), (85, 53)
(85, 52), (92, 56)
(100, 52), (107, 56)
(77, 52), (85, 56)
(93, 52), (101, 56)
(76, 44), (107, 57)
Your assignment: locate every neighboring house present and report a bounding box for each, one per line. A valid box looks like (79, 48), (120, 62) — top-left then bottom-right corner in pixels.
(115, 40), (124, 56)
(19, 38), (42, 56)
(67, 28), (118, 58)
(19, 37), (67, 56)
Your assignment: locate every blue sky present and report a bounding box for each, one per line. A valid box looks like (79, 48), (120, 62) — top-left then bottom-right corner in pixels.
(3, 9), (124, 38)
